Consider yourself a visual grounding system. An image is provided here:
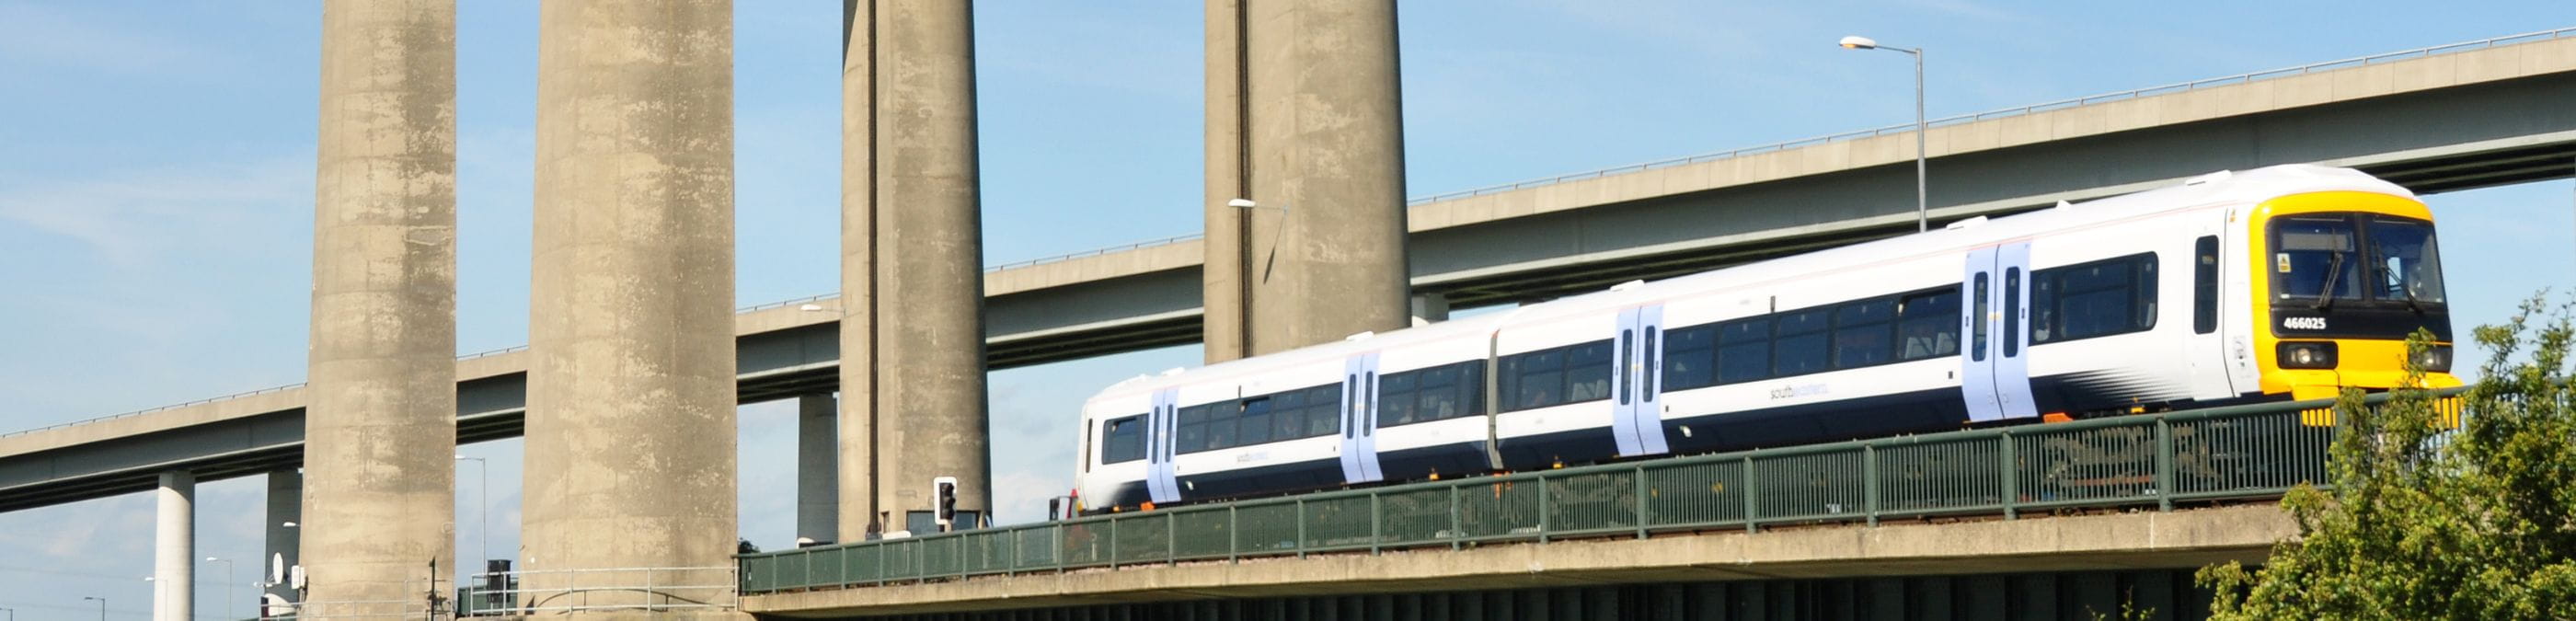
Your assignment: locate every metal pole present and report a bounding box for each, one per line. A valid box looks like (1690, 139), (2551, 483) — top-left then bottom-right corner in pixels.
(83, 597), (104, 621)
(1913, 47), (1927, 233)
(207, 558), (234, 620)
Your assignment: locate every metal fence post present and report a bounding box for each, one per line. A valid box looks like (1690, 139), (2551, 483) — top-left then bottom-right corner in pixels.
(1295, 499), (1308, 558)
(1742, 456), (1758, 534)
(644, 568), (655, 611)
(1863, 444), (1880, 527)
(1634, 465), (1650, 539)
(2001, 434), (2019, 520)
(1449, 484), (1464, 550)
(1536, 474), (1552, 543)
(1167, 513), (1179, 566)
(959, 535), (971, 580)
(1371, 493), (1385, 554)
(1110, 516), (1122, 567)
(2156, 418), (2176, 512)
(1229, 505), (1241, 563)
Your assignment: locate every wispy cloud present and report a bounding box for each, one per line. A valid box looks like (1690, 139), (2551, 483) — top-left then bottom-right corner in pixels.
(0, 155), (310, 270)
(0, 2), (238, 77)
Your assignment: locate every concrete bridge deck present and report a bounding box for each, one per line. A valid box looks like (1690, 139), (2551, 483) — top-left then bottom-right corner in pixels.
(742, 505), (2293, 617)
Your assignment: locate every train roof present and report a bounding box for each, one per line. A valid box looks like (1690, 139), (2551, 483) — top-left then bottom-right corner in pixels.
(1086, 165), (2415, 407)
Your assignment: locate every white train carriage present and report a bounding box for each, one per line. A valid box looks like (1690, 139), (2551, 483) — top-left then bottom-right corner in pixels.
(1074, 164), (2459, 512)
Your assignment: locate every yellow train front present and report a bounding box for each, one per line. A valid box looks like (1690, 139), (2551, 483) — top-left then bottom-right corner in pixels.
(2245, 189), (2461, 406)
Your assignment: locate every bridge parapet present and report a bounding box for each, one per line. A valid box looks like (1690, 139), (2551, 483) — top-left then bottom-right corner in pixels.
(738, 388), (2458, 614)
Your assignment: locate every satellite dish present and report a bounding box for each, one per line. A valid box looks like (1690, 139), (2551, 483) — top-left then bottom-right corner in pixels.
(270, 553), (285, 584)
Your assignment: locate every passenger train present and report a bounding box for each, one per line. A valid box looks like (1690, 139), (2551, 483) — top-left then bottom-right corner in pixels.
(1072, 164), (2459, 512)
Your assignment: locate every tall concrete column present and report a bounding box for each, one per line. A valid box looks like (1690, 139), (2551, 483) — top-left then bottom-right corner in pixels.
(856, 0), (990, 533)
(264, 469), (302, 612)
(1204, 0), (1412, 360)
(836, 0), (880, 543)
(525, 0), (740, 615)
(154, 471), (193, 621)
(798, 394), (839, 545)
(304, 1), (458, 617)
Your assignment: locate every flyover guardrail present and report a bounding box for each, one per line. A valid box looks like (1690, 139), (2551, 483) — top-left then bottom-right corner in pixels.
(738, 386), (2467, 594)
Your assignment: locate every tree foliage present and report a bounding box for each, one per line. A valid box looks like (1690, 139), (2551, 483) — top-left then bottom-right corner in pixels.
(2201, 295), (2576, 619)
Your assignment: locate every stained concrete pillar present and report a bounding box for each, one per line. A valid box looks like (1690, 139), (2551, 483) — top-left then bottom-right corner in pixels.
(1204, 0), (1412, 361)
(264, 469), (302, 612)
(851, 0), (990, 534)
(303, 1), (458, 616)
(154, 471), (193, 621)
(835, 0), (880, 543)
(798, 394), (839, 545)
(525, 0), (740, 615)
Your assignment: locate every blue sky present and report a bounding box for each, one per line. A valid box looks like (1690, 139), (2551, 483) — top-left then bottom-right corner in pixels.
(3, 1), (2572, 617)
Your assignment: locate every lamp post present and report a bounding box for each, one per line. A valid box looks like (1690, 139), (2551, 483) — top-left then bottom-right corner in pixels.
(1838, 35), (1928, 233)
(81, 596), (105, 621)
(456, 455), (488, 578)
(204, 556), (235, 620)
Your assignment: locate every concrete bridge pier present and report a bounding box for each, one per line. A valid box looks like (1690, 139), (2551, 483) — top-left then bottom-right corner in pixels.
(264, 468), (302, 614)
(523, 0), (743, 618)
(798, 393), (838, 546)
(1203, 0), (1412, 361)
(303, 0), (458, 616)
(153, 470), (192, 621)
(846, 0), (992, 535)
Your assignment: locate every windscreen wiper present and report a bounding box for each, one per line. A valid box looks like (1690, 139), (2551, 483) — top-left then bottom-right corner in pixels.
(2310, 250), (2345, 311)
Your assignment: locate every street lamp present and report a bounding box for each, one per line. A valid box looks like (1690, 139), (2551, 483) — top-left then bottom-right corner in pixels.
(205, 556), (236, 620)
(456, 455), (488, 577)
(81, 596), (105, 621)
(1839, 35), (1929, 233)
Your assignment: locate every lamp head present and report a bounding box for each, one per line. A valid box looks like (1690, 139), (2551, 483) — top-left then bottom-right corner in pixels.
(1225, 198), (1257, 209)
(1838, 35), (1879, 50)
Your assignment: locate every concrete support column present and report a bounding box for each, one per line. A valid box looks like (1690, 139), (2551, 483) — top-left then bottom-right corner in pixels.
(1205, 0), (1411, 360)
(154, 471), (193, 621)
(798, 394), (839, 545)
(305, 0), (458, 616)
(526, 0), (740, 615)
(856, 0), (990, 534)
(264, 469), (302, 613)
(835, 0), (880, 543)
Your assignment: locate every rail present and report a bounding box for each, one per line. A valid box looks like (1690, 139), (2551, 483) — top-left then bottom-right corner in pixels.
(1402, 26), (2576, 205)
(738, 386), (2467, 594)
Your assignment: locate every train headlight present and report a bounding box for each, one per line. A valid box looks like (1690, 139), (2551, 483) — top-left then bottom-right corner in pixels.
(2412, 344), (2454, 373)
(2277, 341), (2338, 369)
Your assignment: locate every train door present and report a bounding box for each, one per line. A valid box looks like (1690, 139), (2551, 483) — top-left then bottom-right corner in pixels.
(2184, 221), (2241, 398)
(1145, 388), (1180, 504)
(1339, 353), (1386, 484)
(1611, 305), (1673, 456)
(1961, 245), (2041, 422)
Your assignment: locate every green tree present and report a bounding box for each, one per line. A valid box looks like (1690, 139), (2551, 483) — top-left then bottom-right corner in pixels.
(2200, 296), (2576, 619)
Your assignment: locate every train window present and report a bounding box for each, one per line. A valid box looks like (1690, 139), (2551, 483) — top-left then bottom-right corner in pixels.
(1833, 298), (1895, 369)
(1462, 361), (1489, 417)
(1306, 386), (1342, 437)
(1237, 398), (1273, 446)
(2032, 253), (2159, 344)
(1897, 288), (1960, 360)
(1661, 325), (1719, 390)
(1270, 390), (1306, 440)
(2004, 268), (2022, 357)
(1641, 327), (1660, 395)
(1101, 415), (1145, 464)
(1380, 371), (1419, 425)
(1202, 403), (1238, 450)
(1500, 341), (1612, 411)
(2366, 218), (2445, 305)
(1565, 340), (1614, 403)
(2194, 236), (2219, 334)
(1417, 363), (1465, 422)
(1176, 404), (1215, 454)
(1972, 274), (1990, 362)
(1773, 308), (1831, 376)
(1718, 318), (1771, 384)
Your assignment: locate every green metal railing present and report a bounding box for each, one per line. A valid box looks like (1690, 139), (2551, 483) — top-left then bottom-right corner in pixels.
(739, 387), (2467, 595)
